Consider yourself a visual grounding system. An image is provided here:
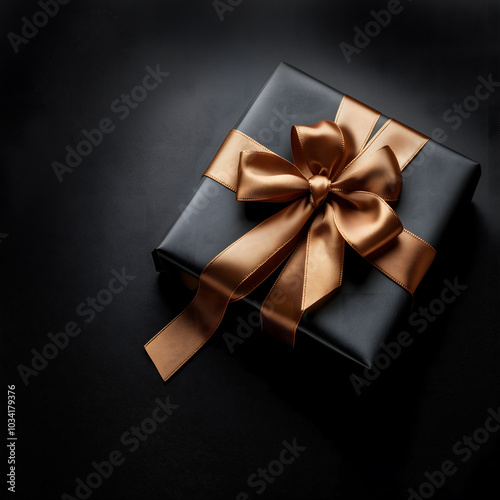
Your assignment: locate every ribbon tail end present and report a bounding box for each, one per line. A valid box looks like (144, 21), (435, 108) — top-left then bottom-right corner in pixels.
(144, 336), (193, 382)
(144, 343), (175, 382)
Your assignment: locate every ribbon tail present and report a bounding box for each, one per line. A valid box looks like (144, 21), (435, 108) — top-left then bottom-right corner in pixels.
(303, 202), (345, 309)
(260, 235), (307, 347)
(145, 198), (314, 381)
(261, 202), (344, 347)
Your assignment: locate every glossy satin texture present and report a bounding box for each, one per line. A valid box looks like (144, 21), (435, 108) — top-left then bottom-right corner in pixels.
(145, 96), (436, 381)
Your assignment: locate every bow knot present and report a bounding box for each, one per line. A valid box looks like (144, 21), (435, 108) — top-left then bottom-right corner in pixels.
(308, 174), (331, 209)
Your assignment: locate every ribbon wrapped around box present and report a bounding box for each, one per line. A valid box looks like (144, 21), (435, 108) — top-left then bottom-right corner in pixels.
(145, 63), (481, 381)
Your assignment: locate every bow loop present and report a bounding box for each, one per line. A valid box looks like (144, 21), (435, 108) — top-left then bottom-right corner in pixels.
(331, 191), (403, 259)
(333, 146), (402, 201)
(291, 121), (347, 180)
(236, 151), (309, 203)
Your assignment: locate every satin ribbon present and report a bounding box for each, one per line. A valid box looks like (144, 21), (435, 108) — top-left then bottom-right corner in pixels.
(145, 96), (436, 381)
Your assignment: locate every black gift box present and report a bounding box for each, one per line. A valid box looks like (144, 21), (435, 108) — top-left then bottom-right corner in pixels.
(152, 63), (480, 368)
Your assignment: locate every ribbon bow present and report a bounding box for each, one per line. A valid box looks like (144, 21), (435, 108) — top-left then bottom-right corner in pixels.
(145, 96), (436, 381)
(238, 119), (405, 346)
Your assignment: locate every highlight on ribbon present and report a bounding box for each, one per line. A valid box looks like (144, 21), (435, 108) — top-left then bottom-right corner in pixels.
(145, 95), (436, 382)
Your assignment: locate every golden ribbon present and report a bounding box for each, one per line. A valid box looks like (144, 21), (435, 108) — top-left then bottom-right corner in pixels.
(145, 96), (436, 381)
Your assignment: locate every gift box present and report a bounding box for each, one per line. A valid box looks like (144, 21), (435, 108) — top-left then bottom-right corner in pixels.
(146, 62), (480, 380)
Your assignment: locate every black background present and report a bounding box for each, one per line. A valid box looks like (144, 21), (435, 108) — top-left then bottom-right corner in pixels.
(1, 1), (499, 499)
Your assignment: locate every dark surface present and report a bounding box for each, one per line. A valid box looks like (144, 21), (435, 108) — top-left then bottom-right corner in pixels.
(1, 1), (499, 499)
